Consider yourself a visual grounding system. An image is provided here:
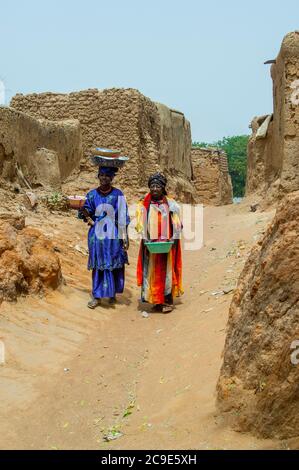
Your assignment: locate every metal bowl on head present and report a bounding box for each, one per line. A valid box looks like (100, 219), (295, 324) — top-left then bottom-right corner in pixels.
(90, 155), (129, 168)
(94, 147), (121, 158)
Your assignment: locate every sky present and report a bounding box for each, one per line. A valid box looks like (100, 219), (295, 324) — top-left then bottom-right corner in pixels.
(1, 0), (299, 141)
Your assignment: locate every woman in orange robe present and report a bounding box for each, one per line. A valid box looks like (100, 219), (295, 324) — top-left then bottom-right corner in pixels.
(136, 173), (183, 313)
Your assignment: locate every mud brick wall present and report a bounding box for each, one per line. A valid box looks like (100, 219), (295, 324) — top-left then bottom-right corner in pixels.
(0, 106), (81, 189)
(246, 32), (299, 202)
(191, 147), (233, 205)
(11, 88), (196, 202)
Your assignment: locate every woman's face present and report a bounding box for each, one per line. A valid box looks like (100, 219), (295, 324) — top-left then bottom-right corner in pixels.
(150, 182), (164, 200)
(98, 173), (113, 188)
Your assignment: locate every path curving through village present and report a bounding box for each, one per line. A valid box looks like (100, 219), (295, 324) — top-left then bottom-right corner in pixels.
(0, 202), (280, 450)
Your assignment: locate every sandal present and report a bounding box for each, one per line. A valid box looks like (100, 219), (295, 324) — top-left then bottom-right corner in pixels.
(152, 304), (162, 312)
(162, 304), (173, 314)
(87, 298), (101, 309)
(108, 297), (116, 305)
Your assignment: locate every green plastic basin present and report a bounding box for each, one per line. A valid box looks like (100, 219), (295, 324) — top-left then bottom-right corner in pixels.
(144, 240), (174, 254)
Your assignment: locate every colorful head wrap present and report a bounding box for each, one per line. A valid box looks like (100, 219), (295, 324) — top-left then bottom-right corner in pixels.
(98, 167), (119, 178)
(148, 172), (167, 191)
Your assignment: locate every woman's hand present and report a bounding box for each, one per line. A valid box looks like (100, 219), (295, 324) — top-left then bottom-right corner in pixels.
(87, 218), (95, 227)
(80, 208), (95, 226)
(123, 235), (130, 251)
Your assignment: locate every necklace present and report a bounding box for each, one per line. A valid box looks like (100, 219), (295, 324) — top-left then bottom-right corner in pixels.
(98, 186), (113, 195)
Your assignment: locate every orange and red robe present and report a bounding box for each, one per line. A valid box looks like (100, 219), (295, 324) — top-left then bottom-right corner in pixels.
(136, 193), (183, 305)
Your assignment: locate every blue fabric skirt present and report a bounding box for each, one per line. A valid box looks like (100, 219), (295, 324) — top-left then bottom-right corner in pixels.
(92, 267), (125, 299)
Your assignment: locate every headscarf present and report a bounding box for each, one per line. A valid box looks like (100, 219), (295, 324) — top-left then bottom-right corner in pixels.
(98, 166), (118, 178)
(148, 172), (167, 194)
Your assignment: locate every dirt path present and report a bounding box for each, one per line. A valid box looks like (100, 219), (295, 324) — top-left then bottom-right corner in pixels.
(0, 203), (279, 449)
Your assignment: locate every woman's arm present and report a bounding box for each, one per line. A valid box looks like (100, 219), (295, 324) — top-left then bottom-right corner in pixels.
(79, 191), (96, 226)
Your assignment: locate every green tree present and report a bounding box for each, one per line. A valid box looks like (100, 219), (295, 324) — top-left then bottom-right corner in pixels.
(192, 135), (249, 197)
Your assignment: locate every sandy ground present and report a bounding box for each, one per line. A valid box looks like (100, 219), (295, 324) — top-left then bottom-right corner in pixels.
(0, 201), (283, 450)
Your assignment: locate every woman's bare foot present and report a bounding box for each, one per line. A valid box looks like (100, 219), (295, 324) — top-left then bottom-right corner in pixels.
(87, 298), (101, 309)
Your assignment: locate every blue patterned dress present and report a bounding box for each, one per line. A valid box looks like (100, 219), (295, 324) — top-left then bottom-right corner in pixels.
(81, 187), (130, 299)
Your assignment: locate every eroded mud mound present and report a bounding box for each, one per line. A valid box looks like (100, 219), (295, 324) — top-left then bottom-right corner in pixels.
(0, 214), (62, 302)
(217, 191), (299, 439)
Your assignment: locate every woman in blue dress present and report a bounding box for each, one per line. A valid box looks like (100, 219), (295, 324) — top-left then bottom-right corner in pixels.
(79, 166), (130, 308)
